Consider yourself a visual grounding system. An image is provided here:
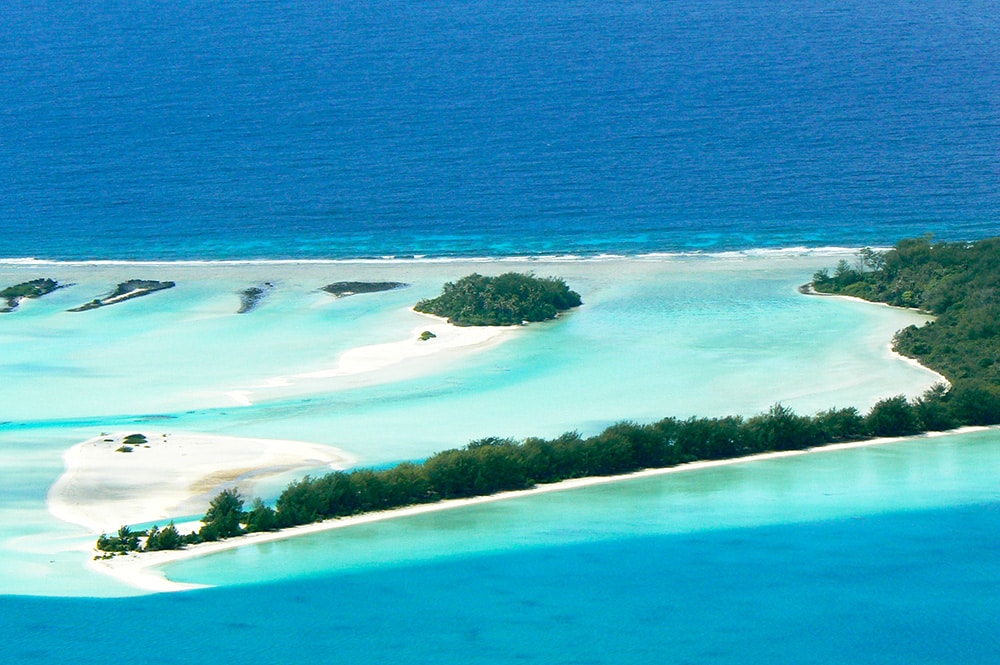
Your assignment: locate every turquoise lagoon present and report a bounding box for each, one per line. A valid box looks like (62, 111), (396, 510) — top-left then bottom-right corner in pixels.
(0, 253), (959, 596)
(2, 254), (998, 664)
(4, 0), (999, 658)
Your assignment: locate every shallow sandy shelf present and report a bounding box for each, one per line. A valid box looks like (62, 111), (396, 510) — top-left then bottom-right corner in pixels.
(48, 431), (354, 535)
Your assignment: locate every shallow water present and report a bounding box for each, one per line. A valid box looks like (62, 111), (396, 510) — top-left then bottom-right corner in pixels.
(0, 254), (951, 597)
(164, 429), (1000, 588)
(3, 0), (999, 659)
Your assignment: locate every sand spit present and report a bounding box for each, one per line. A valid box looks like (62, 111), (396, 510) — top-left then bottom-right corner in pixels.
(225, 310), (516, 405)
(89, 426), (995, 593)
(48, 431), (354, 535)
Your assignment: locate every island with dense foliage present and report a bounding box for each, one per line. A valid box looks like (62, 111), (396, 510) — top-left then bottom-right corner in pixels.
(1, 278), (61, 312)
(414, 272), (582, 326)
(95, 238), (1000, 555)
(69, 280), (176, 312)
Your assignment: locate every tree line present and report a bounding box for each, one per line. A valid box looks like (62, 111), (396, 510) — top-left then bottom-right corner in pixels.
(96, 238), (1000, 554)
(414, 272), (582, 326)
(96, 387), (983, 554)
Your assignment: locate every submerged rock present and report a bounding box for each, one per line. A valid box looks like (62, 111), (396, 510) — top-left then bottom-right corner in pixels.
(0, 278), (61, 312)
(238, 282), (274, 313)
(321, 281), (408, 297)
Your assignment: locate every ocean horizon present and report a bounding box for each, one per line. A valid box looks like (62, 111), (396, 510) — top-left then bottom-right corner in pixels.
(3, 1), (999, 263)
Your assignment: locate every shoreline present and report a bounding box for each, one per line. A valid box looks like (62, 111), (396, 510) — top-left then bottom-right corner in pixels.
(800, 286), (951, 389)
(49, 432), (355, 535)
(90, 425), (996, 593)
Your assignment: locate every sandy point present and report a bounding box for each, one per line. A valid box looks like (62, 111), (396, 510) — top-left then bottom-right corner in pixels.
(88, 425), (997, 594)
(225, 309), (518, 405)
(48, 431), (355, 535)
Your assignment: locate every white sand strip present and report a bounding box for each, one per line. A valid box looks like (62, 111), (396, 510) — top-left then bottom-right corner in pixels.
(227, 311), (516, 405)
(294, 313), (512, 379)
(101, 288), (149, 305)
(90, 425), (996, 593)
(48, 431), (354, 534)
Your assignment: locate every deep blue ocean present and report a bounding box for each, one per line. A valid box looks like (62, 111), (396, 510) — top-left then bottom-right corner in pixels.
(1, 0), (998, 261)
(4, 505), (1000, 664)
(2, 2), (999, 663)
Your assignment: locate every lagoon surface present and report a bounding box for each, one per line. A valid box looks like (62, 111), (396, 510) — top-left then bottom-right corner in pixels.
(2, 255), (999, 665)
(3, 0), (1000, 661)
(0, 254), (945, 592)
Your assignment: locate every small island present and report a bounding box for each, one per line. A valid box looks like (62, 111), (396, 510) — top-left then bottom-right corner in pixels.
(322, 281), (408, 298)
(69, 280), (176, 312)
(1, 278), (61, 312)
(414, 272), (582, 326)
(238, 283), (274, 313)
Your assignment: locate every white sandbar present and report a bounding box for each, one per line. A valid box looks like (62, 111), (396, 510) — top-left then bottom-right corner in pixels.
(293, 311), (512, 379)
(49, 431), (354, 535)
(227, 311), (516, 405)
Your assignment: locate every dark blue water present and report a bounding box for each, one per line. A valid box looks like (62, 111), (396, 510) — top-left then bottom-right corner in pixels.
(1, 1), (998, 260)
(4, 505), (999, 664)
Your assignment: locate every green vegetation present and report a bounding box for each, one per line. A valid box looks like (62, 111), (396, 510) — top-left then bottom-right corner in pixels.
(94, 237), (1000, 556)
(69, 279), (175, 312)
(414, 273), (582, 326)
(199, 488), (247, 541)
(96, 525), (141, 554)
(96, 521), (188, 555)
(95, 487), (284, 555)
(0, 278), (60, 312)
(96, 389), (961, 553)
(254, 395), (961, 528)
(144, 522), (183, 551)
(812, 236), (1000, 423)
(322, 281), (407, 297)
(419, 330), (436, 341)
(114, 434), (146, 452)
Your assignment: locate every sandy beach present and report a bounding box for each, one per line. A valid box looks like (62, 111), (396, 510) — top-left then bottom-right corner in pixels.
(49, 431), (355, 534)
(801, 288), (950, 388)
(87, 425), (994, 593)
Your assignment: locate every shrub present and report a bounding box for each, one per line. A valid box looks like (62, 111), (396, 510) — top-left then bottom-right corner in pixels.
(866, 396), (921, 437)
